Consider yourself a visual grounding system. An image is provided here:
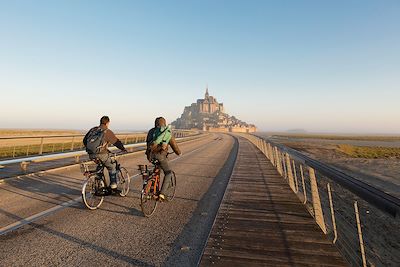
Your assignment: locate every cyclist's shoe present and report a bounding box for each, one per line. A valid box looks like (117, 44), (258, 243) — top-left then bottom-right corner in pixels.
(158, 193), (166, 202)
(110, 182), (117, 189)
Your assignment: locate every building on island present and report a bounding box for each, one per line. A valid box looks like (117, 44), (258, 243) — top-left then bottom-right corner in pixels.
(172, 87), (256, 133)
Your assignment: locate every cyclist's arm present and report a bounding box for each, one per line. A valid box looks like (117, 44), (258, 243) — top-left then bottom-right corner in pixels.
(114, 140), (126, 151)
(105, 129), (127, 152)
(169, 136), (181, 156)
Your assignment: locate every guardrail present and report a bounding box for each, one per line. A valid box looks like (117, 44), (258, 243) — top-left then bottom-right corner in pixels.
(239, 133), (400, 267)
(0, 130), (195, 159)
(0, 130), (200, 172)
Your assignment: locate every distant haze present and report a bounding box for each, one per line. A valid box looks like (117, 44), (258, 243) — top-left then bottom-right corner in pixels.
(1, 1), (399, 134)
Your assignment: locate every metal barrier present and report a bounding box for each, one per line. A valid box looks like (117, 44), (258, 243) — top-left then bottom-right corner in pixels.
(0, 130), (195, 159)
(239, 133), (400, 267)
(0, 130), (199, 172)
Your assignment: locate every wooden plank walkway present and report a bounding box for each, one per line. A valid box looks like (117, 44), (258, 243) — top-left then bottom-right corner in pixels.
(200, 136), (348, 267)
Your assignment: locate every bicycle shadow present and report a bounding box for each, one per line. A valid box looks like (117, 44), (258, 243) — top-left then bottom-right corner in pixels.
(98, 194), (145, 218)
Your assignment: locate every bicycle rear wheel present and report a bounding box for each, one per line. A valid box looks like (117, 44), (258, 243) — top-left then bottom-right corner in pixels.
(117, 167), (130, 197)
(82, 176), (104, 210)
(164, 171), (177, 201)
(140, 178), (158, 217)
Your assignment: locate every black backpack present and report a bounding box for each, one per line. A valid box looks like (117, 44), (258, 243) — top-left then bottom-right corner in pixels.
(85, 127), (106, 155)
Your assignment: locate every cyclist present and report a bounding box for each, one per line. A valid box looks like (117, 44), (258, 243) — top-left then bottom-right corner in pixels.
(146, 117), (181, 201)
(83, 116), (127, 191)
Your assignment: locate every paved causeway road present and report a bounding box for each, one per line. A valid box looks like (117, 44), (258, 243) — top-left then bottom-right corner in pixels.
(0, 133), (238, 267)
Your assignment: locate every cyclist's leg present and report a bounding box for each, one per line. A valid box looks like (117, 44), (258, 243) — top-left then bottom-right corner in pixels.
(158, 158), (173, 195)
(97, 153), (117, 189)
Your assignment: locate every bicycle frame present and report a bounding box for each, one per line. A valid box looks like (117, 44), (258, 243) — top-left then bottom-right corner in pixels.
(139, 162), (161, 196)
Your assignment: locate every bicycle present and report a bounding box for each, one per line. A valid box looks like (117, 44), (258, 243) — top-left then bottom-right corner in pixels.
(138, 152), (177, 217)
(80, 154), (130, 210)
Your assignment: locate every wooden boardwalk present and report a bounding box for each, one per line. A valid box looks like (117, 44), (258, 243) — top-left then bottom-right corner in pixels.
(200, 136), (348, 266)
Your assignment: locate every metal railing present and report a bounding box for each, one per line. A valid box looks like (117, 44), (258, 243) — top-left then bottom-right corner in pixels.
(240, 133), (400, 267)
(0, 130), (199, 172)
(0, 130), (195, 160)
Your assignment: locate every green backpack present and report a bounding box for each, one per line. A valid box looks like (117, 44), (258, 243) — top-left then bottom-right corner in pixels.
(152, 125), (172, 145)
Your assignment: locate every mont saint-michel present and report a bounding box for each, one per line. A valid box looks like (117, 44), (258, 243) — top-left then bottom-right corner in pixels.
(172, 88), (256, 133)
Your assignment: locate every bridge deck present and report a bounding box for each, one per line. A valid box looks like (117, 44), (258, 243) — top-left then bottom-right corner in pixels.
(200, 136), (348, 266)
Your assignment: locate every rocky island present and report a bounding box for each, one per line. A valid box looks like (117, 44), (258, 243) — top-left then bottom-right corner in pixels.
(172, 87), (256, 133)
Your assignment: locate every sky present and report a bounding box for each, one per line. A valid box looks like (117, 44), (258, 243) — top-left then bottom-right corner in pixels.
(1, 0), (399, 133)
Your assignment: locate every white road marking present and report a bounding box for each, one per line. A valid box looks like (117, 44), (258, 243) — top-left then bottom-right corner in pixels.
(0, 139), (214, 236)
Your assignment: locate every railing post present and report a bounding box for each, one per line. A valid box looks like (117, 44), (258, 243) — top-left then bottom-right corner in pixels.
(71, 136), (75, 151)
(327, 183), (338, 244)
(39, 137), (44, 155)
(276, 148), (283, 175)
(308, 167), (327, 234)
(292, 160), (299, 193)
(285, 154), (296, 192)
(300, 165), (307, 204)
(282, 152), (287, 179)
(269, 144), (273, 162)
(263, 141), (268, 157)
(267, 144), (272, 163)
(354, 201), (367, 267)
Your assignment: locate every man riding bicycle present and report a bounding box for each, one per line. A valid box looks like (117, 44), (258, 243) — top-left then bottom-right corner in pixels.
(146, 117), (181, 201)
(83, 116), (127, 190)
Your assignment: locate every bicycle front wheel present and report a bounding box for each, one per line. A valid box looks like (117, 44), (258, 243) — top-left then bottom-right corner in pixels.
(164, 171), (177, 201)
(140, 179), (157, 217)
(117, 167), (130, 197)
(82, 176), (104, 210)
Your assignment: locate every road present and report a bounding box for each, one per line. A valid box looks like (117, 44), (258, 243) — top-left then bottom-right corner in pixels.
(0, 133), (237, 267)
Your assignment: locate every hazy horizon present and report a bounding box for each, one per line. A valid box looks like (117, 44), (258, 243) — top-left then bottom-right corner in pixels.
(1, 1), (399, 134)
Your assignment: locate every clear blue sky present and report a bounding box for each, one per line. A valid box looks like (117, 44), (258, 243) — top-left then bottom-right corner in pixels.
(1, 1), (399, 133)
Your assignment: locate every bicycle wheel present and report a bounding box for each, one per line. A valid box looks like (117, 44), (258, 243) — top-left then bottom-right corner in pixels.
(117, 167), (130, 197)
(82, 176), (104, 210)
(164, 171), (177, 201)
(140, 178), (158, 217)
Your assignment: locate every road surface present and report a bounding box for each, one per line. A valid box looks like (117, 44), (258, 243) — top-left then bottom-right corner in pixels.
(0, 133), (237, 267)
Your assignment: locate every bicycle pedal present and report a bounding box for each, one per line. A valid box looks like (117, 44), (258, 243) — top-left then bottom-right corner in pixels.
(111, 189), (122, 195)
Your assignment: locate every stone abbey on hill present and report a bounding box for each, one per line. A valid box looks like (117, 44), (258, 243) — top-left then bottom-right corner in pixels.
(171, 88), (256, 133)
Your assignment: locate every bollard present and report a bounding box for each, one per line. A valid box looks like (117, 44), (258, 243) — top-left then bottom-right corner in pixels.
(354, 201), (367, 267)
(285, 154), (296, 192)
(75, 155), (80, 164)
(20, 161), (29, 172)
(308, 167), (327, 234)
(327, 184), (338, 244)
